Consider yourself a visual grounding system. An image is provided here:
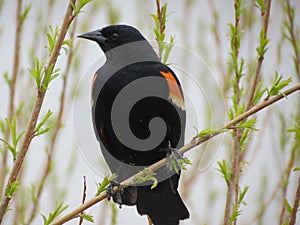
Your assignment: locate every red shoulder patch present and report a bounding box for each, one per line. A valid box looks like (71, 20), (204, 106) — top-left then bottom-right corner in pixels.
(160, 71), (185, 110)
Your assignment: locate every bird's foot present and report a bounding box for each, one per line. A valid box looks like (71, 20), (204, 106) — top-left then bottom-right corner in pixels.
(106, 181), (124, 208)
(165, 142), (188, 174)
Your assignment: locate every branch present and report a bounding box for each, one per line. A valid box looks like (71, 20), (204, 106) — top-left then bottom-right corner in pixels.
(26, 15), (78, 225)
(0, 1), (77, 223)
(279, 135), (298, 224)
(0, 0), (23, 200)
(155, 0), (164, 36)
(285, 0), (300, 80)
(78, 176), (87, 225)
(208, 0), (229, 95)
(245, 178), (281, 225)
(246, 0), (272, 109)
(225, 1), (243, 224)
(8, 0), (23, 120)
(52, 83), (300, 225)
(289, 176), (300, 225)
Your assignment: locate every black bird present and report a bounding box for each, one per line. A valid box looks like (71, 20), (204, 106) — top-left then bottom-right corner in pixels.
(78, 24), (189, 225)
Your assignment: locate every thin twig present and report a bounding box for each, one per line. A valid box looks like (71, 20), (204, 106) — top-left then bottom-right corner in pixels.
(284, 2), (300, 224)
(245, 179), (282, 225)
(78, 176), (87, 225)
(279, 139), (298, 224)
(246, 0), (272, 110)
(231, 128), (242, 225)
(154, 0), (166, 60)
(155, 0), (164, 35)
(246, 107), (271, 169)
(208, 0), (229, 95)
(0, 0), (23, 200)
(52, 83), (300, 225)
(8, 0), (22, 119)
(12, 165), (25, 225)
(26, 16), (78, 225)
(0, 1), (77, 223)
(289, 176), (300, 225)
(225, 1), (242, 224)
(286, 0), (300, 80)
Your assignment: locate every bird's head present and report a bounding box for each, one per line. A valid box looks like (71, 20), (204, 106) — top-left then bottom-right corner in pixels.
(78, 24), (146, 52)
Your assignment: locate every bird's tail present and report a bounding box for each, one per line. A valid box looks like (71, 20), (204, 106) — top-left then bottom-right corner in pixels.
(136, 177), (189, 225)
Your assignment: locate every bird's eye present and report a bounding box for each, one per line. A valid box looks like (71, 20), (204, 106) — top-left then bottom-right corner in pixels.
(111, 33), (119, 40)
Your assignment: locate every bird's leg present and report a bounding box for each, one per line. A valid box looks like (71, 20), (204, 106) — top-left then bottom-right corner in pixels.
(165, 141), (187, 173)
(106, 180), (124, 208)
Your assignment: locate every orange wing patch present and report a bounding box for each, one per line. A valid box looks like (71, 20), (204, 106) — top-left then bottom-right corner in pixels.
(160, 71), (185, 110)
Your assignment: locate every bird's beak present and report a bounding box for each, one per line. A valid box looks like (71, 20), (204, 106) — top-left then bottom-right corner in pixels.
(77, 29), (107, 44)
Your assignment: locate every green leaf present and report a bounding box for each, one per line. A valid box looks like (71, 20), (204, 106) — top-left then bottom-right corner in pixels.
(167, 157), (191, 175)
(168, 158), (180, 174)
(0, 116), (25, 160)
(254, 0), (266, 14)
(72, 0), (93, 16)
(0, 138), (15, 155)
(152, 2), (175, 63)
(238, 186), (249, 205)
(0, 0), (4, 11)
(96, 174), (117, 195)
(293, 167), (300, 172)
(15, 101), (24, 117)
(0, 119), (5, 133)
(236, 118), (259, 131)
(42, 64), (61, 91)
(230, 186), (249, 223)
(80, 212), (94, 223)
(161, 4), (167, 22)
(198, 127), (227, 139)
(41, 202), (68, 225)
(287, 127), (300, 133)
(29, 183), (37, 203)
(62, 39), (74, 55)
(198, 127), (214, 138)
(150, 14), (160, 30)
(217, 160), (231, 184)
(3, 71), (11, 86)
(238, 58), (245, 79)
(162, 36), (175, 64)
(284, 198), (293, 214)
(230, 100), (245, 118)
(69, 0), (76, 10)
(20, 5), (31, 23)
(133, 169), (158, 189)
(253, 81), (266, 104)
(269, 72), (292, 97)
(110, 202), (118, 225)
(230, 204), (241, 223)
(34, 110), (53, 136)
(239, 129), (250, 147)
(180, 157), (192, 170)
(256, 28), (270, 57)
(6, 181), (20, 199)
(46, 26), (59, 54)
(28, 58), (43, 89)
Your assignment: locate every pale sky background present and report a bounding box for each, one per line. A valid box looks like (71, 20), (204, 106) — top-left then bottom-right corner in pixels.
(0, 0), (300, 225)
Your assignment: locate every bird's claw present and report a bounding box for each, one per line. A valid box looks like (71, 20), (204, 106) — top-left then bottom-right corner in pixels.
(165, 143), (187, 173)
(106, 181), (124, 208)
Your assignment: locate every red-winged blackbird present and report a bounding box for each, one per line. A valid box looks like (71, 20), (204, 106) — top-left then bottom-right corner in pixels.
(78, 24), (189, 225)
